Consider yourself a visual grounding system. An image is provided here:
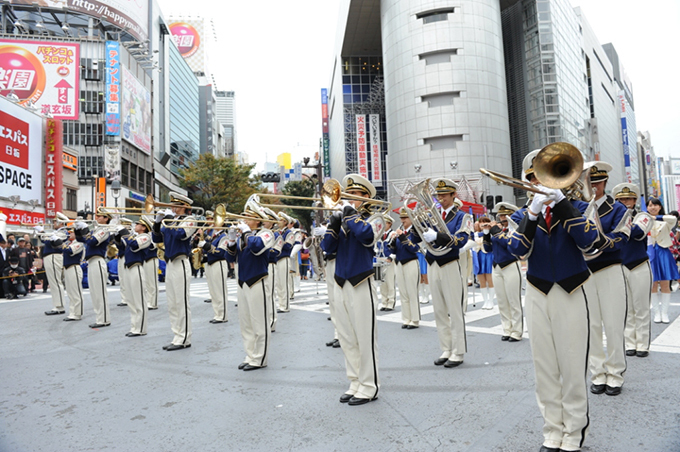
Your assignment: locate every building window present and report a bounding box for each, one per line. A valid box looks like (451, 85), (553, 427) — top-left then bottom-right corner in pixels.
(130, 164), (138, 191)
(66, 188), (77, 211)
(78, 156), (103, 179)
(146, 171), (153, 195)
(80, 58), (101, 81)
(417, 8), (455, 24)
(121, 160), (129, 187)
(80, 90), (104, 114)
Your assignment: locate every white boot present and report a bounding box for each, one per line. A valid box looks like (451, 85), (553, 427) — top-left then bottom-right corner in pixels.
(482, 287), (494, 310)
(661, 292), (671, 324)
(652, 292), (662, 323)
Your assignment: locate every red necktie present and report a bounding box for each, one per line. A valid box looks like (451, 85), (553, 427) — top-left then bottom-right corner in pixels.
(544, 206), (552, 231)
(442, 210), (446, 221)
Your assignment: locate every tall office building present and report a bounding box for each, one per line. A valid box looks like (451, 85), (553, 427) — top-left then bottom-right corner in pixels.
(215, 90), (237, 157)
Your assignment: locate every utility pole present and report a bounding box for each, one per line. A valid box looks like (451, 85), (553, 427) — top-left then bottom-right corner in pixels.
(302, 156), (324, 224)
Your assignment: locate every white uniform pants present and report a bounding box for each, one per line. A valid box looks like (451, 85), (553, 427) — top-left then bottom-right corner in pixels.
(206, 260), (228, 322)
(290, 254), (299, 296)
(238, 277), (270, 367)
(587, 265), (627, 388)
(623, 262), (652, 352)
(165, 256), (192, 346)
(118, 256), (130, 305)
(395, 260), (420, 326)
(125, 263), (147, 334)
(274, 257), (290, 311)
(64, 265), (83, 320)
(266, 262), (277, 331)
(380, 262), (396, 309)
(429, 260), (466, 359)
(526, 282), (590, 452)
(493, 261), (523, 340)
(326, 259), (338, 340)
(144, 258), (159, 309)
(460, 250), (472, 313)
(335, 277), (379, 400)
(44, 253), (66, 310)
(87, 256), (110, 325)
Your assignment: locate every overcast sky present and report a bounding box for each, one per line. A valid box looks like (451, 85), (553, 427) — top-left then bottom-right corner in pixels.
(157, 0), (677, 171)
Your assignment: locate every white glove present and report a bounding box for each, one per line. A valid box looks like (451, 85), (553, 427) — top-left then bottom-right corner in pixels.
(238, 223), (251, 234)
(543, 188), (565, 205)
(198, 240), (206, 248)
(164, 208), (174, 217)
(49, 234), (59, 241)
(423, 228), (437, 243)
(34, 225), (45, 234)
(155, 211), (165, 223)
(529, 192), (550, 217)
(75, 221), (88, 230)
(313, 226), (326, 237)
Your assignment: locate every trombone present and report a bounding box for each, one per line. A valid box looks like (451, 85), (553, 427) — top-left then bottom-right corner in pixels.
(161, 204), (245, 230)
(98, 194), (205, 216)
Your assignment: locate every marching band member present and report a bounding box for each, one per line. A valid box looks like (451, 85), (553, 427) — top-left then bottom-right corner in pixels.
(647, 197), (679, 324)
(225, 203), (276, 371)
(585, 162), (631, 397)
(486, 202), (523, 342)
(62, 228), (85, 322)
(75, 209), (113, 329)
(39, 213), (69, 316)
(289, 219), (303, 298)
(121, 217), (153, 337)
(612, 184), (652, 357)
(412, 179), (471, 369)
(152, 192), (197, 351)
(116, 218), (133, 308)
(143, 235), (160, 310)
(376, 216), (396, 311)
(507, 163), (601, 452)
(321, 174), (383, 405)
(274, 212), (294, 313)
(263, 208), (284, 332)
(202, 210), (215, 304)
(202, 215), (231, 325)
(389, 207), (421, 329)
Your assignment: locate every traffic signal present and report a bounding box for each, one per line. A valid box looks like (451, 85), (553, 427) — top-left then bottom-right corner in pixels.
(261, 172), (280, 183)
(486, 195), (494, 210)
(495, 195), (503, 205)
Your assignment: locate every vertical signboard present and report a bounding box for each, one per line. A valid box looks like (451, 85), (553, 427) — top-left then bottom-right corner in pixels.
(321, 88), (330, 177)
(105, 41), (121, 136)
(0, 39), (79, 119)
(369, 114), (383, 184)
(45, 119), (63, 219)
(355, 115), (368, 178)
(169, 19), (205, 73)
(95, 177), (106, 211)
(104, 143), (121, 181)
(619, 92), (631, 183)
(121, 66), (151, 154)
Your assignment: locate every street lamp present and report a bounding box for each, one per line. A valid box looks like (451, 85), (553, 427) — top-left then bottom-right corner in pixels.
(111, 180), (121, 208)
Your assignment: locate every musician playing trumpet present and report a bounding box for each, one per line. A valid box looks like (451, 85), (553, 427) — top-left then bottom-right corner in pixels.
(388, 207), (421, 329)
(61, 228), (86, 322)
(202, 215), (231, 325)
(375, 216), (396, 311)
(120, 217), (153, 337)
(39, 213), (69, 316)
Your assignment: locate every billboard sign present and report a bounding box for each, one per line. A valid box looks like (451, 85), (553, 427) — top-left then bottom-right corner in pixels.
(104, 143), (121, 181)
(169, 19), (205, 73)
(9, 0), (149, 42)
(45, 118), (63, 218)
(355, 115), (368, 178)
(321, 88), (330, 177)
(105, 41), (121, 136)
(0, 98), (44, 206)
(0, 39), (79, 120)
(369, 114), (383, 184)
(121, 66), (151, 154)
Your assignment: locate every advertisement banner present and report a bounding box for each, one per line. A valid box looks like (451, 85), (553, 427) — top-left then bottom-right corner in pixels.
(45, 119), (63, 219)
(95, 177), (106, 211)
(355, 115), (368, 178)
(121, 66), (151, 154)
(369, 114), (383, 184)
(105, 41), (121, 136)
(1, 207), (45, 226)
(0, 39), (79, 120)
(104, 143), (121, 181)
(321, 88), (330, 177)
(9, 0), (149, 42)
(169, 19), (205, 73)
(0, 98), (44, 206)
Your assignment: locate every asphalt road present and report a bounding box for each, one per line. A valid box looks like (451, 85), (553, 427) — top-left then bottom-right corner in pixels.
(1, 276), (679, 452)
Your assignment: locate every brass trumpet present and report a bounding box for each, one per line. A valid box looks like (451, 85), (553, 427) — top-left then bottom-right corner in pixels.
(98, 194), (205, 216)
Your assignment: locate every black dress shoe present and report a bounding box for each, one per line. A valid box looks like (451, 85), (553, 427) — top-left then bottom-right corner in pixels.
(508, 337), (520, 342)
(325, 339), (336, 346)
(89, 323), (110, 328)
(117, 303), (127, 307)
(125, 332), (143, 337)
(332, 339), (341, 348)
(339, 393), (353, 403)
(209, 319), (228, 324)
(379, 307), (386, 311)
(625, 349), (636, 356)
(538, 446), (560, 452)
(148, 306), (158, 310)
(204, 299), (212, 303)
(406, 325), (419, 329)
(590, 383), (606, 394)
(243, 364), (265, 371)
(238, 362), (248, 370)
(501, 335), (510, 341)
(434, 358), (448, 366)
(636, 350), (649, 358)
(605, 385), (621, 396)
(348, 396), (377, 406)
(44, 310), (65, 315)
(383, 307), (394, 311)
(401, 324), (408, 329)
(444, 359), (463, 368)
(63, 317), (80, 321)
(165, 344), (191, 351)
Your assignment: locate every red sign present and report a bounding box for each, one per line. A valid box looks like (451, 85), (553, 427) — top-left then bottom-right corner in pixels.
(0, 110), (30, 169)
(45, 119), (63, 218)
(0, 207), (46, 225)
(95, 177), (106, 211)
(356, 115), (368, 178)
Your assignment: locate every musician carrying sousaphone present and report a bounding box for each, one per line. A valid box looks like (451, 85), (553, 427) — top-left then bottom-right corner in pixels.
(152, 192), (197, 351)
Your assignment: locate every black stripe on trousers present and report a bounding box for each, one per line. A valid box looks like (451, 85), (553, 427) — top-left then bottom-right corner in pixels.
(270, 264), (276, 329)
(457, 261), (467, 353)
(644, 261), (652, 350)
(50, 255), (64, 309)
(285, 258), (290, 310)
(219, 261), (227, 321)
(414, 261), (421, 321)
(619, 266), (628, 379)
(579, 285), (591, 448)
(259, 279), (268, 367)
(96, 258), (108, 323)
(368, 282), (379, 398)
(515, 261), (523, 335)
(181, 259), (189, 345)
(75, 267), (84, 316)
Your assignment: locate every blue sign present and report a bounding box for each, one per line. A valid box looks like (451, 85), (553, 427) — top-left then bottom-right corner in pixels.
(105, 41), (121, 136)
(128, 191), (145, 202)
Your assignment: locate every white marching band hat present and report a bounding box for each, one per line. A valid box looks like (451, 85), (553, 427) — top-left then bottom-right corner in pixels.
(611, 183), (639, 199)
(522, 149), (541, 180)
(432, 178), (458, 194)
(342, 174), (376, 199)
(588, 161), (613, 182)
(494, 202), (519, 215)
(169, 191), (193, 206)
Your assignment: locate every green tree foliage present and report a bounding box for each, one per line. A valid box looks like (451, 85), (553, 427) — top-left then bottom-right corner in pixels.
(280, 178), (317, 232)
(178, 154), (262, 214)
